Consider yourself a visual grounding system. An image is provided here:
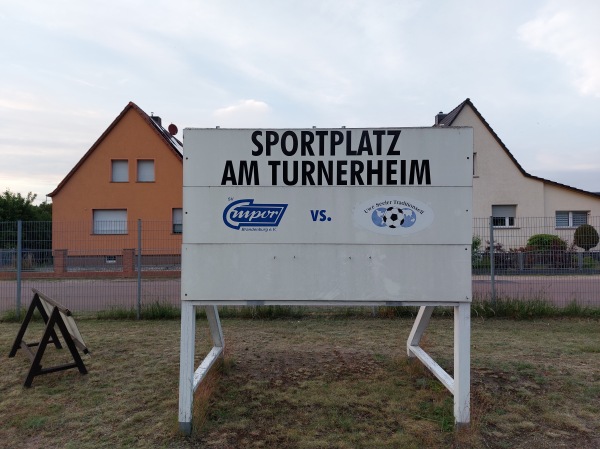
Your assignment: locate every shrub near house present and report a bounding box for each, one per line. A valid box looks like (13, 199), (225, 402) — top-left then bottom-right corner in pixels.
(473, 233), (576, 272)
(476, 231), (600, 273)
(574, 224), (600, 269)
(524, 234), (569, 269)
(573, 224), (599, 252)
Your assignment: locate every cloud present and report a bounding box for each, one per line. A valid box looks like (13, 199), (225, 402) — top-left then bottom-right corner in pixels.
(0, 99), (42, 112)
(534, 150), (600, 171)
(212, 99), (272, 127)
(518, 1), (600, 97)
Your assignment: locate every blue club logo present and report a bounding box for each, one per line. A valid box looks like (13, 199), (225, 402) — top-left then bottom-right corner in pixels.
(223, 199), (288, 230)
(354, 197), (432, 236)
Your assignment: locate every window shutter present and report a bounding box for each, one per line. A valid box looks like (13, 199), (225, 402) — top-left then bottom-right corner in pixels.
(555, 212), (569, 227)
(93, 210), (128, 234)
(111, 160), (128, 182)
(572, 212), (588, 227)
(492, 205), (515, 217)
(137, 160), (155, 182)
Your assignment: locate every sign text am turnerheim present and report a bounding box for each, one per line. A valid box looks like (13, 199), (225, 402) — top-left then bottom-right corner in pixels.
(220, 129), (432, 186)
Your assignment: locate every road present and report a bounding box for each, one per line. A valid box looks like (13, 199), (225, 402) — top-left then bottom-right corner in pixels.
(472, 275), (600, 307)
(0, 278), (179, 313)
(1, 275), (598, 312)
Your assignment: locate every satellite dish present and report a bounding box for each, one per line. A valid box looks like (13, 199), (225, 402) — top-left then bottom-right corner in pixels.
(168, 123), (178, 136)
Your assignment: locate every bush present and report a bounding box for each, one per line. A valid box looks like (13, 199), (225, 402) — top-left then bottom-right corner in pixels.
(472, 235), (482, 253)
(573, 224), (599, 251)
(472, 235), (484, 269)
(471, 298), (600, 319)
(526, 234), (567, 251)
(523, 234), (572, 269)
(583, 256), (599, 269)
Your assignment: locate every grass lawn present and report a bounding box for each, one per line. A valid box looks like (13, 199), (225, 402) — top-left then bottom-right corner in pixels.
(1, 316), (599, 448)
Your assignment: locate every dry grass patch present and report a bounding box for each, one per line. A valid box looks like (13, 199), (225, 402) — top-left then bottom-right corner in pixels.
(0, 316), (599, 448)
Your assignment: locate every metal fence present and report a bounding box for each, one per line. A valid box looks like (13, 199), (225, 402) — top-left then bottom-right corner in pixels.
(473, 216), (600, 307)
(0, 220), (180, 316)
(1, 218), (599, 314)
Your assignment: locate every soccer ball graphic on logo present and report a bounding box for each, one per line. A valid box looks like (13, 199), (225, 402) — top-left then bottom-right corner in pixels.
(382, 207), (404, 228)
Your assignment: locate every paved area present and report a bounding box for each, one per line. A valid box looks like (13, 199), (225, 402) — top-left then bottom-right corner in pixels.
(1, 276), (599, 312)
(473, 275), (600, 306)
(0, 278), (179, 313)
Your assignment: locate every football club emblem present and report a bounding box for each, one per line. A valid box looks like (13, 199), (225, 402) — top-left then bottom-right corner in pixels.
(354, 197), (433, 235)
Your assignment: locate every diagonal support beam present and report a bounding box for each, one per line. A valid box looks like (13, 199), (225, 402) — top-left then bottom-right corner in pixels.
(179, 303), (225, 435)
(408, 346), (455, 393)
(406, 304), (470, 426)
(193, 306), (224, 391)
(407, 305), (434, 356)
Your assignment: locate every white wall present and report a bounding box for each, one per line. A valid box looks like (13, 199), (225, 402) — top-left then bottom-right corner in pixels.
(451, 105), (600, 220)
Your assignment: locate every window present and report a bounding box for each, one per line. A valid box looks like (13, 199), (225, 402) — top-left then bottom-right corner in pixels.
(556, 211), (588, 228)
(111, 160), (128, 182)
(137, 160), (155, 182)
(472, 152), (478, 177)
(93, 210), (127, 234)
(492, 205), (516, 227)
(172, 208), (183, 234)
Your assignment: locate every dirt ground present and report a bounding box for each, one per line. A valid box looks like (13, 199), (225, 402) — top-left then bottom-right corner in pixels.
(193, 318), (600, 449)
(1, 317), (598, 449)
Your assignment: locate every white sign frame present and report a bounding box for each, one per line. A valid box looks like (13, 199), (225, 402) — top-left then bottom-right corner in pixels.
(179, 127), (472, 434)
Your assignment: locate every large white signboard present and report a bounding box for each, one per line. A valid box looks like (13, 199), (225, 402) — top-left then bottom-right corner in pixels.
(182, 127), (473, 305)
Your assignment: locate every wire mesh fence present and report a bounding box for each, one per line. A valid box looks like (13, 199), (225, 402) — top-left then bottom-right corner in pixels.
(0, 220), (180, 315)
(1, 218), (599, 314)
(473, 216), (600, 306)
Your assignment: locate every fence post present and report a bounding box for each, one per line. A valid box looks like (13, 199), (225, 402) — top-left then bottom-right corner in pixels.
(137, 219), (142, 320)
(489, 217), (496, 305)
(518, 252), (524, 272)
(54, 249), (67, 274)
(123, 249), (135, 275)
(16, 220), (22, 320)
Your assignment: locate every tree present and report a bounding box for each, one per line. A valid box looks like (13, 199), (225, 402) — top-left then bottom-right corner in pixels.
(0, 190), (52, 221)
(0, 190), (52, 254)
(34, 200), (52, 221)
(574, 224), (599, 252)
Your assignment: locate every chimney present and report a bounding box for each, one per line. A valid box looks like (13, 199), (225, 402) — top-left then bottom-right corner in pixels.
(435, 111), (447, 126)
(151, 114), (162, 127)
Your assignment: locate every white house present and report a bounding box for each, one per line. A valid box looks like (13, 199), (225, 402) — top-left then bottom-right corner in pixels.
(436, 99), (600, 249)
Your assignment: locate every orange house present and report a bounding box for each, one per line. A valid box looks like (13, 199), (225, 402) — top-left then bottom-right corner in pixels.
(48, 102), (183, 269)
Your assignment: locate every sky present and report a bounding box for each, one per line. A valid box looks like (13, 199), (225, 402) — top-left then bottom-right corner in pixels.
(1, 0), (599, 203)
